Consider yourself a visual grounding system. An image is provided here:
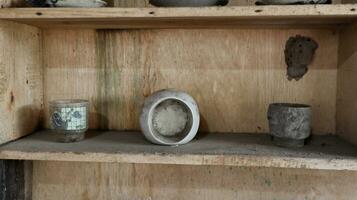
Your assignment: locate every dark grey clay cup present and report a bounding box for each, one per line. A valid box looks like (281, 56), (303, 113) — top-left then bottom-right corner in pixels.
(149, 0), (229, 7)
(267, 103), (312, 147)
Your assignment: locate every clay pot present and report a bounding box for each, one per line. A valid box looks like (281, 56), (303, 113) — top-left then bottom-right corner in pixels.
(256, 0), (330, 4)
(49, 99), (89, 143)
(140, 89), (200, 146)
(149, 0), (229, 7)
(267, 103), (311, 147)
(26, 0), (107, 7)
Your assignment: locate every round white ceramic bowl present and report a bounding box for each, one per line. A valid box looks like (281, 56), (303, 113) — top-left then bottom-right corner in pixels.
(140, 89), (200, 146)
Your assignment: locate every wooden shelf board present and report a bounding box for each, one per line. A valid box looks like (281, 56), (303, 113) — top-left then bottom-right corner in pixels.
(0, 130), (356, 170)
(0, 5), (357, 28)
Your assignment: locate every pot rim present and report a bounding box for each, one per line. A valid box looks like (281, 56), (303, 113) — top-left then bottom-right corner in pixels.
(49, 99), (89, 107)
(147, 97), (197, 145)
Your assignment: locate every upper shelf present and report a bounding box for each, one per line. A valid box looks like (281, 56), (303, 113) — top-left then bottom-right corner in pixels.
(0, 130), (357, 171)
(0, 4), (357, 29)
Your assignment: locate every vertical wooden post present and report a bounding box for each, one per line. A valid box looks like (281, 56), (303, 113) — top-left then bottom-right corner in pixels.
(0, 160), (25, 200)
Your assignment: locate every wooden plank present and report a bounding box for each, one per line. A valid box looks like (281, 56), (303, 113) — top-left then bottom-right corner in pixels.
(0, 5), (356, 28)
(23, 161), (32, 200)
(31, 161), (357, 200)
(0, 130), (356, 170)
(43, 29), (337, 134)
(0, 20), (42, 144)
(0, 0), (346, 8)
(337, 22), (357, 145)
(0, 160), (25, 200)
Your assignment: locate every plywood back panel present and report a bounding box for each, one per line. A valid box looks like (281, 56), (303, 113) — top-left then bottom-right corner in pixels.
(43, 29), (337, 134)
(0, 20), (42, 144)
(337, 22), (357, 145)
(32, 161), (357, 200)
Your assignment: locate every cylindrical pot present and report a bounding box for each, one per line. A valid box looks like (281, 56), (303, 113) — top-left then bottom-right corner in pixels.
(140, 89), (200, 146)
(267, 103), (311, 147)
(149, 0), (229, 7)
(256, 0), (330, 5)
(49, 99), (89, 143)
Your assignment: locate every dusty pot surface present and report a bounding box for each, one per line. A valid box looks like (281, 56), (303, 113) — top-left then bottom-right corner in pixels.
(149, 0), (228, 7)
(26, 0), (107, 7)
(267, 103), (311, 147)
(256, 0), (330, 4)
(49, 99), (89, 143)
(140, 89), (200, 146)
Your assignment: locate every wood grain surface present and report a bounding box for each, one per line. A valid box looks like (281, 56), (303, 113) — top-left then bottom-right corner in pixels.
(31, 161), (357, 200)
(0, 20), (42, 144)
(42, 28), (338, 134)
(0, 5), (356, 29)
(337, 22), (357, 145)
(0, 131), (356, 170)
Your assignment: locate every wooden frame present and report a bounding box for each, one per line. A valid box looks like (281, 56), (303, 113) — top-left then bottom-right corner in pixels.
(1, 2), (357, 200)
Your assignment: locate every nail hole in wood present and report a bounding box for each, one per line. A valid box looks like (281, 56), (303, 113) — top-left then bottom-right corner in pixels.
(351, 8), (356, 12)
(255, 9), (263, 13)
(149, 11), (155, 15)
(36, 12), (43, 16)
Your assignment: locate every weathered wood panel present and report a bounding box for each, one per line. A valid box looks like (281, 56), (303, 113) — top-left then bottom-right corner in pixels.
(43, 28), (337, 134)
(32, 161), (357, 200)
(1, 6), (356, 29)
(0, 20), (42, 144)
(1, 131), (356, 170)
(0, 0), (347, 8)
(0, 160), (25, 200)
(337, 22), (357, 145)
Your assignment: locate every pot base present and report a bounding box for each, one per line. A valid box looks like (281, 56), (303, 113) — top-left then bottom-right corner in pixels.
(57, 132), (85, 143)
(273, 136), (305, 148)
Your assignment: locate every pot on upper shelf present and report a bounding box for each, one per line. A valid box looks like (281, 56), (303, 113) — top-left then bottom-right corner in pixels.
(256, 0), (330, 4)
(26, 0), (107, 7)
(149, 0), (229, 7)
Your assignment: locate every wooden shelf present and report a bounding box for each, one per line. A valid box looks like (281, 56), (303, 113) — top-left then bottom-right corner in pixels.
(0, 5), (357, 28)
(0, 130), (356, 170)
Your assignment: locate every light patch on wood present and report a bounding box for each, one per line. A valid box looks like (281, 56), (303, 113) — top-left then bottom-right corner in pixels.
(0, 63), (8, 101)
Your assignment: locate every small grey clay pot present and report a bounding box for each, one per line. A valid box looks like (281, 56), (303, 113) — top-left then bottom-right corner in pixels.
(149, 0), (229, 7)
(256, 0), (329, 4)
(267, 103), (311, 147)
(49, 99), (89, 143)
(140, 89), (200, 146)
